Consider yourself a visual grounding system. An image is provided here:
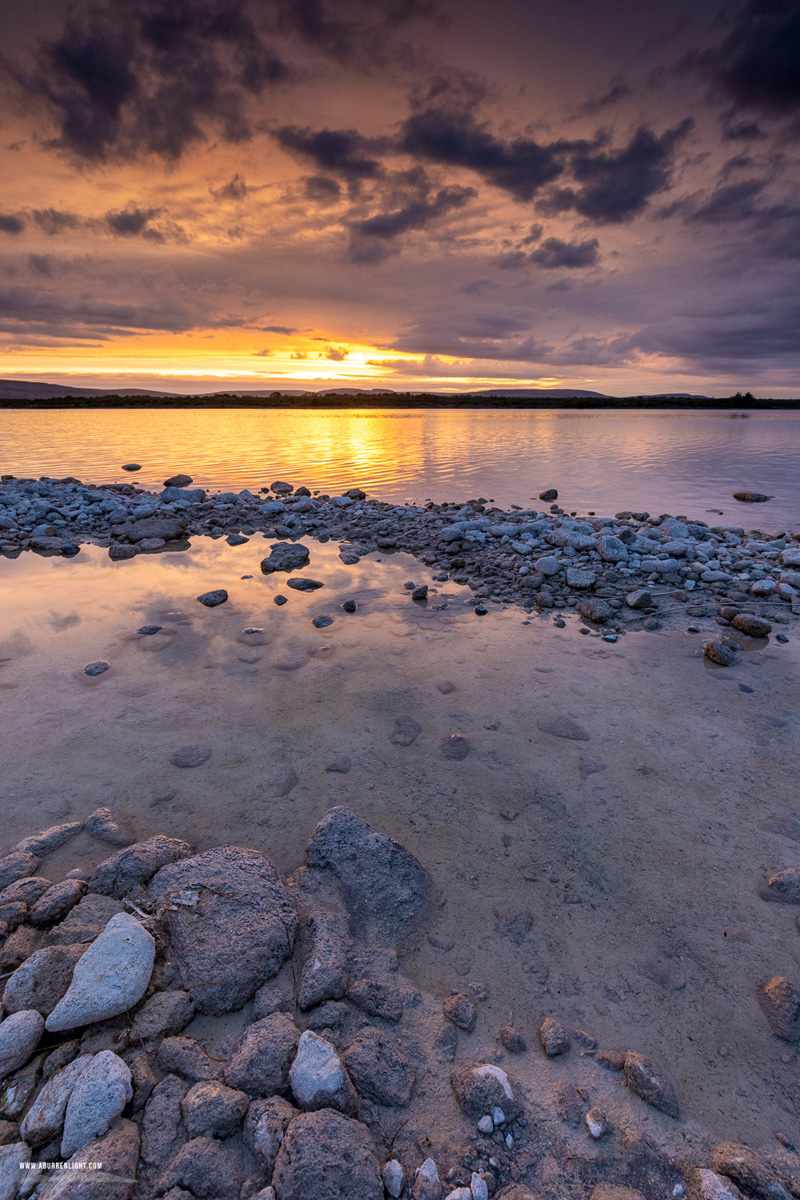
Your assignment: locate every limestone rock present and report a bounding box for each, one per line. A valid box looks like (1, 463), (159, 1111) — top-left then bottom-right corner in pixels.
(689, 1169), (746, 1200)
(45, 914), (155, 1032)
(225, 1013), (300, 1097)
(0, 1010), (44, 1079)
(45, 893), (124, 946)
(61, 1051), (133, 1157)
(0, 851), (39, 889)
(130, 990), (195, 1043)
(181, 1080), (249, 1139)
(289, 1030), (358, 1114)
(29, 880), (87, 927)
(272, 1108), (382, 1200)
(243, 1096), (297, 1174)
(90, 836), (192, 899)
(147, 846), (297, 1014)
(3, 944), (86, 1015)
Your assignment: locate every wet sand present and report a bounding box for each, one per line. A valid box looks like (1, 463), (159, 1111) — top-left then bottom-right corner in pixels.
(1, 538), (798, 1152)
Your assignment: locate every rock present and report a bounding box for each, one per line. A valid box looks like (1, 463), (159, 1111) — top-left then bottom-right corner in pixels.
(0, 925), (42, 970)
(761, 868), (800, 904)
(623, 1050), (680, 1117)
(411, 585), (428, 600)
(325, 756), (352, 774)
(45, 914), (155, 1032)
(287, 576), (325, 591)
(0, 900), (27, 931)
(272, 1108), (383, 1200)
(84, 807), (130, 846)
(289, 1030), (358, 1114)
(704, 641), (737, 666)
(130, 990), (195, 1043)
(539, 489), (558, 501)
(164, 474), (193, 487)
(157, 1037), (222, 1082)
(585, 1106), (611, 1139)
(312, 614), (333, 628)
(182, 1079), (249, 1138)
(440, 734), (469, 760)
(711, 1142), (782, 1199)
(343, 1027), (416, 1107)
(444, 993), (477, 1032)
(759, 976), (800, 1041)
(124, 515), (187, 542)
(450, 1063), (522, 1120)
(689, 1169), (746, 1200)
(90, 836), (192, 898)
(141, 1073), (186, 1171)
(243, 1095), (297, 1174)
(156, 1136), (244, 1199)
(12, 823), (83, 857)
(597, 534), (629, 563)
(565, 567), (596, 589)
(500, 1026), (526, 1053)
(348, 978), (403, 1023)
(29, 880), (87, 927)
(170, 744), (212, 768)
(46, 893), (123, 946)
(414, 1158), (441, 1200)
(391, 716), (422, 746)
(731, 613), (772, 637)
(535, 556), (560, 576)
(3, 944), (86, 1015)
(20, 1054), (93, 1147)
(0, 1010), (44, 1079)
(0, 875), (51, 906)
(590, 1190), (645, 1200)
(38, 1118), (139, 1200)
(109, 543), (137, 560)
(84, 660), (110, 677)
(595, 1048), (626, 1070)
(196, 589), (228, 607)
(625, 589), (653, 609)
(732, 491), (772, 502)
(471, 1175), (490, 1200)
(121, 463), (141, 471)
(539, 1017), (570, 1057)
(225, 1012), (300, 1097)
(148, 846), (297, 1014)
(304, 807), (429, 945)
(580, 598), (612, 624)
(383, 1159), (405, 1198)
(536, 715), (590, 741)
(61, 1050), (132, 1157)
(260, 542), (310, 573)
(271, 480), (293, 494)
(0, 851), (39, 889)
(296, 909), (349, 1011)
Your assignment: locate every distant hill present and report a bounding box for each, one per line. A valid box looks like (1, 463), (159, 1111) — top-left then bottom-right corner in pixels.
(465, 388), (607, 399)
(0, 379), (172, 400)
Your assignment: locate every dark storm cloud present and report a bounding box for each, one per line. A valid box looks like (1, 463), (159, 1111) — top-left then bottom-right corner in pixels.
(686, 179), (766, 222)
(348, 182), (475, 263)
(0, 214), (25, 235)
(19, 0), (290, 164)
(707, 0), (800, 117)
(720, 113), (767, 141)
(0, 284), (197, 339)
(104, 207), (163, 238)
(32, 209), (82, 235)
(303, 176), (342, 204)
(212, 173), (248, 199)
(261, 324), (298, 334)
(537, 121), (694, 223)
(274, 126), (384, 183)
(528, 236), (600, 268)
(274, 0), (437, 64)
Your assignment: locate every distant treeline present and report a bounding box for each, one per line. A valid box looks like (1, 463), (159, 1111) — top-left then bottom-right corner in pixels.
(1, 392), (798, 410)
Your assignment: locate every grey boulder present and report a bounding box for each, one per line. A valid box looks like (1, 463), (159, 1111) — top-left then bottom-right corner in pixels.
(156, 1136), (244, 1199)
(0, 1009), (44, 1079)
(46, 913), (155, 1032)
(3, 944), (86, 1015)
(289, 1030), (358, 1114)
(38, 1118), (140, 1200)
(30, 879), (87, 927)
(0, 851), (39, 889)
(260, 542), (311, 573)
(224, 1012), (300, 1097)
(272, 1108), (383, 1200)
(21, 1054), (94, 1147)
(147, 846), (297, 1014)
(243, 1096), (297, 1174)
(61, 1051), (132, 1157)
(181, 1080), (249, 1139)
(90, 835), (193, 898)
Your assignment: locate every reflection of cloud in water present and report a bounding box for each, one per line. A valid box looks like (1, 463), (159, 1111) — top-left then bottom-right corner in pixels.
(48, 611), (81, 631)
(0, 630), (34, 658)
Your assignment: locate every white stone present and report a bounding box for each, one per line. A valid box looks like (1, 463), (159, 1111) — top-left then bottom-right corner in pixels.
(289, 1030), (356, 1113)
(0, 1010), (44, 1080)
(446, 1190), (472, 1200)
(61, 1051), (132, 1157)
(382, 1159), (405, 1198)
(477, 1114), (493, 1134)
(45, 913), (155, 1032)
(473, 1064), (513, 1100)
(471, 1173), (489, 1200)
(490, 1104), (505, 1126)
(692, 1169), (745, 1200)
(585, 1107), (609, 1139)
(417, 1158), (439, 1183)
(21, 1055), (94, 1146)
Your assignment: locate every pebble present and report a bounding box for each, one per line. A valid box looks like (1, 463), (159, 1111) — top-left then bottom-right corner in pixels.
(391, 716), (422, 746)
(585, 1106), (611, 1139)
(164, 474), (193, 487)
(539, 1017), (571, 1056)
(312, 615), (334, 628)
(287, 577), (324, 591)
(196, 589), (228, 607)
(623, 1050), (680, 1117)
(411, 585), (428, 600)
(477, 1114), (493, 1134)
(84, 660), (110, 676)
(121, 463), (141, 471)
(500, 1025), (526, 1053)
(474, 604), (488, 615)
(85, 806), (129, 846)
(444, 992), (477, 1032)
(383, 1158), (405, 1198)
(289, 1030), (357, 1114)
(440, 734), (469, 760)
(137, 625), (164, 635)
(274, 595), (287, 605)
(45, 913), (155, 1032)
(704, 641), (737, 666)
(341, 599), (357, 613)
(731, 613), (772, 638)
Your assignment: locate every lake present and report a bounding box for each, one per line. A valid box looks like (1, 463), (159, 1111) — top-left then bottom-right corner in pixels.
(1, 406), (798, 528)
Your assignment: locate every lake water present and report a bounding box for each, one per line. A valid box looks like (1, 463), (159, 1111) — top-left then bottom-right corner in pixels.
(1, 406), (798, 528)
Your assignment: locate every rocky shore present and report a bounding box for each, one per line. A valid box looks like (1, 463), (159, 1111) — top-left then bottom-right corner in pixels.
(0, 476), (798, 643)
(1, 807), (799, 1200)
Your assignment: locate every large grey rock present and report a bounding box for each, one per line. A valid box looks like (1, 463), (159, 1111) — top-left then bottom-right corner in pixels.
(0, 1010), (44, 1079)
(224, 1013), (300, 1098)
(182, 1080), (249, 1139)
(30, 879), (87, 927)
(141, 1074), (187, 1170)
(156, 1136), (244, 1199)
(12, 823), (83, 857)
(0, 1142), (31, 1198)
(3, 944), (86, 1015)
(450, 1063), (523, 1120)
(61, 1051), (132, 1157)
(623, 1050), (680, 1118)
(90, 836), (193, 899)
(296, 906), (350, 1011)
(21, 1054), (93, 1147)
(689, 1169), (745, 1200)
(289, 1030), (358, 1114)
(304, 807), (428, 944)
(130, 989), (195, 1043)
(343, 1027), (416, 1107)
(243, 1096), (297, 1174)
(38, 1118), (139, 1200)
(760, 868), (800, 904)
(157, 1036), (223, 1082)
(272, 1108), (382, 1200)
(46, 914), (155, 1032)
(123, 515), (187, 542)
(147, 846), (297, 1014)
(0, 925), (42, 971)
(0, 851), (39, 889)
(260, 542), (311, 573)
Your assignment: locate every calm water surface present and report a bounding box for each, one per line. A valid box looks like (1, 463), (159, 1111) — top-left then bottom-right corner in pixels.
(1, 406), (798, 527)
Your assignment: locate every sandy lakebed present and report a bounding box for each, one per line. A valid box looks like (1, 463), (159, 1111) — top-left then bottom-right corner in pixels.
(0, 473), (798, 1200)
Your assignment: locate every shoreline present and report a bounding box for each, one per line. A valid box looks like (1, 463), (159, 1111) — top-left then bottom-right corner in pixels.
(1, 475), (798, 649)
(2, 396), (800, 411)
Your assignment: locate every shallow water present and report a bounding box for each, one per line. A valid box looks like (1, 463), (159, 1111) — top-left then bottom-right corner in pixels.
(0, 537), (798, 1144)
(1, 406), (799, 528)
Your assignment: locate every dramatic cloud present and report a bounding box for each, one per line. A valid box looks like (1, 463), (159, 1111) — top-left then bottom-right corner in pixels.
(32, 209), (82, 236)
(104, 206), (163, 238)
(0, 214), (25, 235)
(324, 344), (349, 360)
(261, 324), (298, 334)
(274, 126), (384, 184)
(709, 0), (800, 117)
(529, 236), (600, 268)
(213, 173), (248, 199)
(348, 182), (475, 262)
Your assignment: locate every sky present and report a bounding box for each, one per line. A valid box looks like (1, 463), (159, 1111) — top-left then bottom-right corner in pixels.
(0, 0), (799, 396)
